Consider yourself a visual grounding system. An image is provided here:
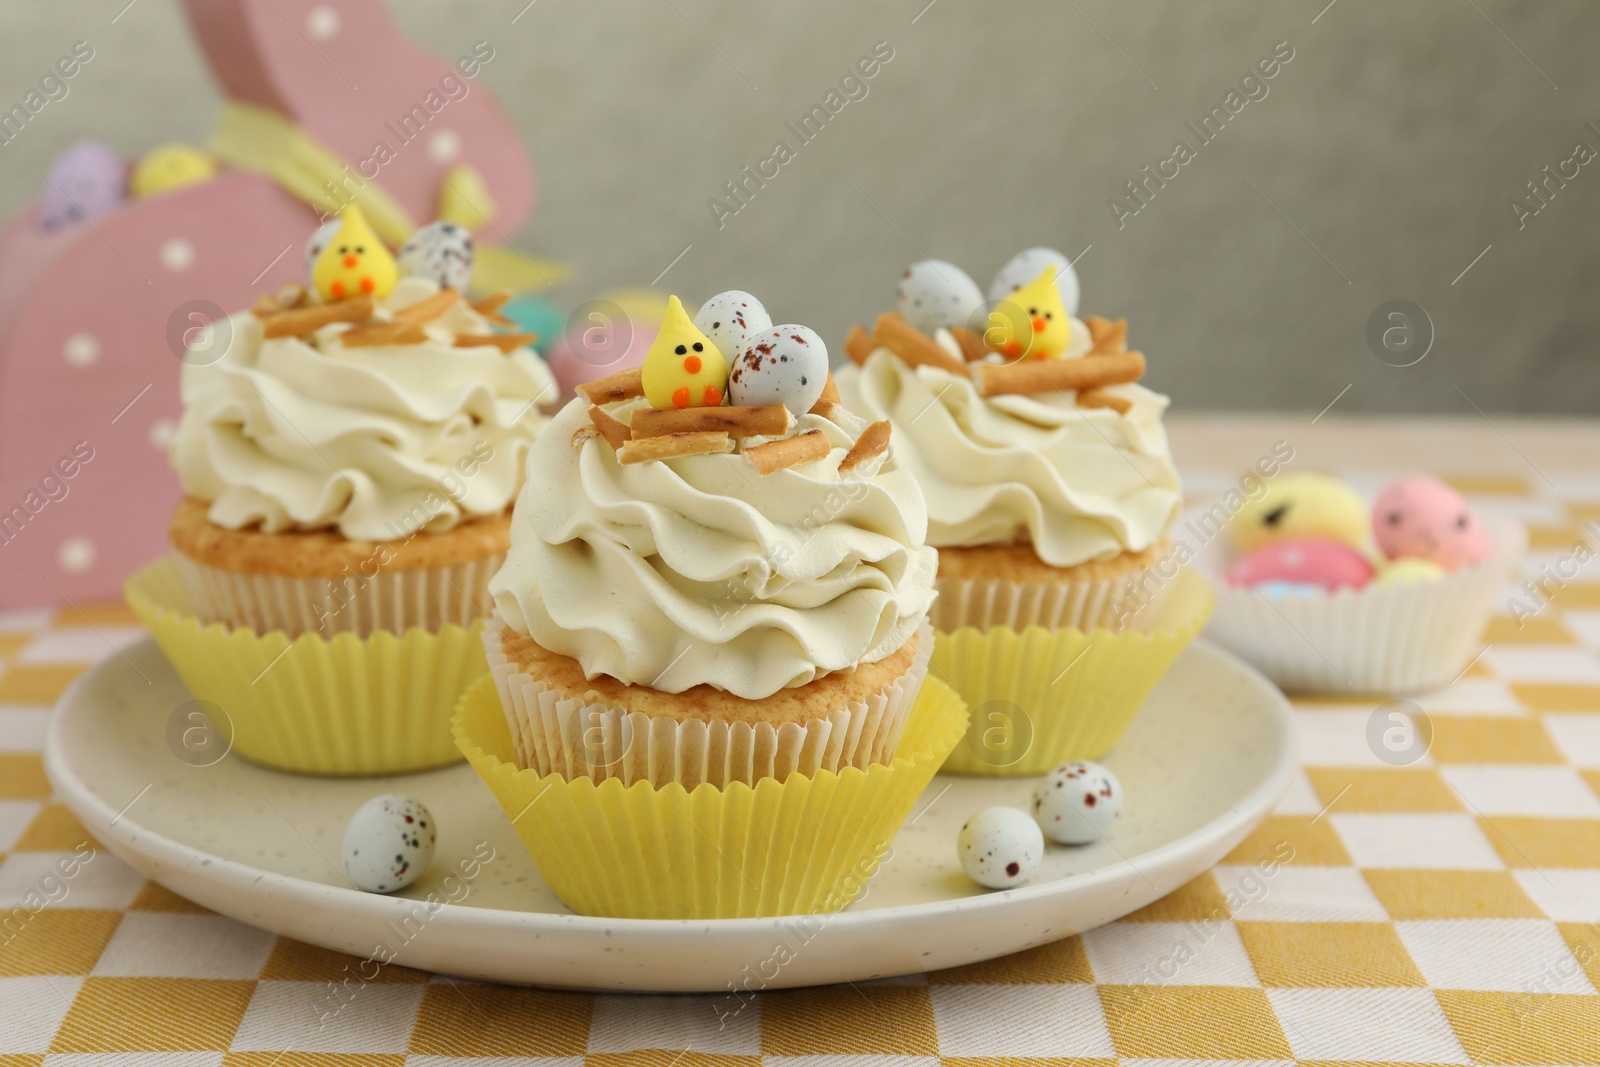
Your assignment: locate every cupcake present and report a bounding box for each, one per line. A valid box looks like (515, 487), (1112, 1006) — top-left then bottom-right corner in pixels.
(835, 250), (1213, 774)
(126, 208), (555, 775)
(454, 289), (965, 918)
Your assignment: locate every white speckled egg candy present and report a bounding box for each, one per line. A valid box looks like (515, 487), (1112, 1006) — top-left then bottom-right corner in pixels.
(729, 325), (829, 415)
(989, 247), (1080, 316)
(397, 220), (475, 290)
(957, 806), (1044, 889)
(1033, 761), (1122, 845)
(303, 218), (342, 281)
(897, 260), (985, 335)
(694, 290), (772, 360)
(342, 794), (437, 893)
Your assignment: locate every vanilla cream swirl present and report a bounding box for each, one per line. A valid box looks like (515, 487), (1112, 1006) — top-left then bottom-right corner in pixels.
(835, 327), (1182, 567)
(490, 397), (937, 698)
(172, 277), (556, 541)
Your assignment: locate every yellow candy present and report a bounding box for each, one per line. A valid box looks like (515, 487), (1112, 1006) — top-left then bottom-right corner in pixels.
(129, 143), (217, 198)
(438, 163), (496, 232)
(1229, 472), (1369, 552)
(1378, 557), (1445, 586)
(641, 295), (728, 410)
(986, 267), (1071, 361)
(311, 205), (397, 302)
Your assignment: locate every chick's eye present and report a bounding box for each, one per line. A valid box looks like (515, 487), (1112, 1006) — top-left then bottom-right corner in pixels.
(337, 245), (348, 253)
(1045, 312), (1053, 320)
(1028, 307), (1038, 315)
(674, 344), (686, 355)
(692, 342), (703, 352)
(1387, 511), (1402, 525)
(355, 245), (365, 254)
(1456, 513), (1469, 529)
(1263, 504), (1288, 527)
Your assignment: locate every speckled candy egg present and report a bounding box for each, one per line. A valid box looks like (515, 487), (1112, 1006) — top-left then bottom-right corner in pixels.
(303, 218), (342, 281)
(1034, 761), (1122, 845)
(694, 290), (772, 359)
(957, 806), (1044, 889)
(729, 325), (829, 415)
(397, 220), (475, 290)
(342, 794), (436, 894)
(989, 247), (1080, 317)
(1226, 538), (1375, 592)
(897, 260), (985, 335)
(39, 141), (125, 230)
(1372, 475), (1491, 571)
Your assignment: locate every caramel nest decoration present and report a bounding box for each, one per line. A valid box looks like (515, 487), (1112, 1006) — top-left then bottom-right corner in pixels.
(251, 286), (535, 352)
(842, 310), (1147, 411)
(571, 371), (887, 475)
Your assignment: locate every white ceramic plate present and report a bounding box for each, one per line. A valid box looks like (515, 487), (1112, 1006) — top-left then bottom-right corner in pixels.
(46, 637), (1295, 992)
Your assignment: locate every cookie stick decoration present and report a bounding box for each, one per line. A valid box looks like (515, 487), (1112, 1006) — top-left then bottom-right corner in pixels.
(311, 205), (398, 302)
(641, 296), (728, 410)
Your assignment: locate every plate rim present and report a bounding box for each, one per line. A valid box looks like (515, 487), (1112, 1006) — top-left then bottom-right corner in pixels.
(45, 636), (1298, 940)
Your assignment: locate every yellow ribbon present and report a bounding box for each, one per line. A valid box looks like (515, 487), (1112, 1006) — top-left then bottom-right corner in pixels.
(208, 101), (566, 293)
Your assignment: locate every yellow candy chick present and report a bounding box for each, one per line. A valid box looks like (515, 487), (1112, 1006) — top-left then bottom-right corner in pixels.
(641, 295), (728, 409)
(1228, 472), (1369, 553)
(986, 267), (1071, 361)
(311, 206), (397, 302)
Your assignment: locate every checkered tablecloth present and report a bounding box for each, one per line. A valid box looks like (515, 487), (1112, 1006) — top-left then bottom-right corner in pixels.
(4, 464), (1600, 1064)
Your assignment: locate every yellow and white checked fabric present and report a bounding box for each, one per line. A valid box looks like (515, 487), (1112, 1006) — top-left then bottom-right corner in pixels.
(3, 468), (1600, 1065)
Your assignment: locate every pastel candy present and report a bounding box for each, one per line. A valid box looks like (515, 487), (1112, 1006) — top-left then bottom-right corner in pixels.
(1378, 557), (1446, 586)
(694, 291), (772, 358)
(897, 260), (985, 335)
(990, 247), (1080, 317)
(39, 141), (125, 230)
(502, 295), (565, 353)
(1372, 475), (1491, 571)
(729, 325), (829, 416)
(546, 320), (656, 399)
(129, 143), (217, 198)
(1227, 538), (1375, 591)
(397, 220), (474, 291)
(1228, 472), (1369, 553)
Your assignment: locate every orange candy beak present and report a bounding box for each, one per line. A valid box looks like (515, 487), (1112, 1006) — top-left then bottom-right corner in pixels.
(343, 254), (359, 268)
(1031, 317), (1047, 333)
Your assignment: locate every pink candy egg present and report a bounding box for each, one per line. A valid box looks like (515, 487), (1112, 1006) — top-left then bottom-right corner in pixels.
(1227, 538), (1375, 592)
(545, 319), (657, 401)
(1372, 475), (1491, 571)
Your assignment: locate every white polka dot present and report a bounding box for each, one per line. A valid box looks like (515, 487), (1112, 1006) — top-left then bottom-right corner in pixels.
(149, 418), (177, 449)
(62, 333), (99, 367)
(58, 538), (95, 574)
(428, 129), (463, 164)
(160, 238), (195, 272)
(306, 6), (340, 40)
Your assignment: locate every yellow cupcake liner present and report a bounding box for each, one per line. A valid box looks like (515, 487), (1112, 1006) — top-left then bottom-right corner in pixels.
(453, 673), (968, 919)
(127, 557), (486, 776)
(935, 565), (1214, 777)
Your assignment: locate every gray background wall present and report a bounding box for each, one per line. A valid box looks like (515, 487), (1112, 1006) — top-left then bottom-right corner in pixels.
(2, 0), (1597, 414)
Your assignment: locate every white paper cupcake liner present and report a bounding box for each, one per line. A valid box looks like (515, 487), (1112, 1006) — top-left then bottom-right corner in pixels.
(932, 567), (1162, 634)
(173, 551), (505, 639)
(1197, 512), (1524, 694)
(483, 619), (934, 789)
